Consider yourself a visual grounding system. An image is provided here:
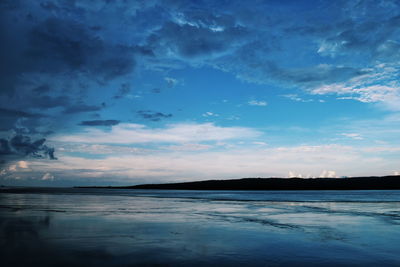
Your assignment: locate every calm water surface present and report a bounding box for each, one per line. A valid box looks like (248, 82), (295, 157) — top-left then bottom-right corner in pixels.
(1, 188), (400, 266)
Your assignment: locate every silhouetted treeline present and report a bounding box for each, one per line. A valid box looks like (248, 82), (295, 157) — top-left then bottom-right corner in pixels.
(78, 176), (400, 190)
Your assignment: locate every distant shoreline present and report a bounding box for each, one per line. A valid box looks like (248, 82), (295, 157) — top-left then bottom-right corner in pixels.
(76, 175), (400, 190)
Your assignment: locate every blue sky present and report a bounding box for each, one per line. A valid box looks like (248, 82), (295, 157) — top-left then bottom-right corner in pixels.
(1, 0), (400, 186)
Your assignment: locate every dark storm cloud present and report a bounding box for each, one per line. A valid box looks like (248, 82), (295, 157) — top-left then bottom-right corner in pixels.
(132, 45), (155, 57)
(79, 120), (120, 126)
(137, 110), (173, 122)
(0, 4), (141, 99)
(0, 135), (57, 161)
(29, 95), (70, 109)
(0, 139), (12, 155)
(25, 17), (136, 79)
(0, 107), (45, 134)
(0, 2), (144, 152)
(32, 84), (51, 95)
(64, 103), (104, 114)
(0, 108), (44, 119)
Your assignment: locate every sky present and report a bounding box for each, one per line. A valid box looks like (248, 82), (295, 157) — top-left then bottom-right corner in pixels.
(1, 0), (400, 186)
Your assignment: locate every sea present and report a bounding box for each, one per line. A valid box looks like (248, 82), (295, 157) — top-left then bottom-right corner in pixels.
(1, 188), (400, 266)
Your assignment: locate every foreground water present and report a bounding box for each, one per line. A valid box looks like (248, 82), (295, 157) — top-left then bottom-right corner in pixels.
(1, 188), (400, 266)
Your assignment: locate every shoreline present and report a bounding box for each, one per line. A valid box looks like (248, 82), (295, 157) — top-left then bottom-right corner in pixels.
(75, 175), (400, 191)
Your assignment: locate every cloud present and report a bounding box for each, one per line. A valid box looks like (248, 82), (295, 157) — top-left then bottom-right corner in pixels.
(113, 83), (131, 99)
(137, 110), (173, 121)
(1, 12), (138, 97)
(2, 1), (400, 95)
(0, 139), (12, 156)
(54, 122), (262, 144)
(0, 108), (44, 119)
(149, 19), (248, 59)
(18, 161), (29, 169)
(54, 143), (146, 155)
(163, 143), (212, 152)
(252, 141), (267, 146)
(311, 64), (400, 110)
(0, 3), (143, 136)
(26, 17), (136, 79)
(64, 103), (104, 114)
(0, 135), (57, 163)
(2, 0), (400, 183)
(281, 94), (314, 102)
(5, 161), (29, 172)
(1, 1), (400, 136)
(11, 143), (398, 184)
(211, 2), (400, 92)
(226, 115), (240, 121)
(315, 14), (400, 59)
(319, 170), (337, 178)
(78, 120), (120, 126)
(0, 107), (46, 132)
(20, 94), (71, 110)
(32, 84), (51, 95)
(164, 77), (179, 88)
(41, 172), (54, 181)
(268, 64), (368, 86)
(332, 114), (400, 146)
(340, 133), (363, 140)
(248, 100), (267, 106)
(151, 88), (161, 94)
(2, 161), (30, 177)
(202, 112), (219, 117)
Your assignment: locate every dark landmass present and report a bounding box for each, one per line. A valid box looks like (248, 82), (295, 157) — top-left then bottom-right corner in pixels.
(77, 175), (400, 190)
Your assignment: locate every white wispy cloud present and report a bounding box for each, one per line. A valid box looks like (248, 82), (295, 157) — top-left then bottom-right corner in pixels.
(252, 141), (268, 146)
(54, 123), (262, 144)
(162, 143), (212, 151)
(41, 172), (54, 181)
(311, 64), (400, 110)
(248, 100), (267, 106)
(202, 111), (219, 117)
(164, 77), (179, 87)
(7, 144), (399, 184)
(281, 94), (314, 102)
(340, 133), (363, 140)
(55, 143), (148, 155)
(226, 115), (240, 120)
